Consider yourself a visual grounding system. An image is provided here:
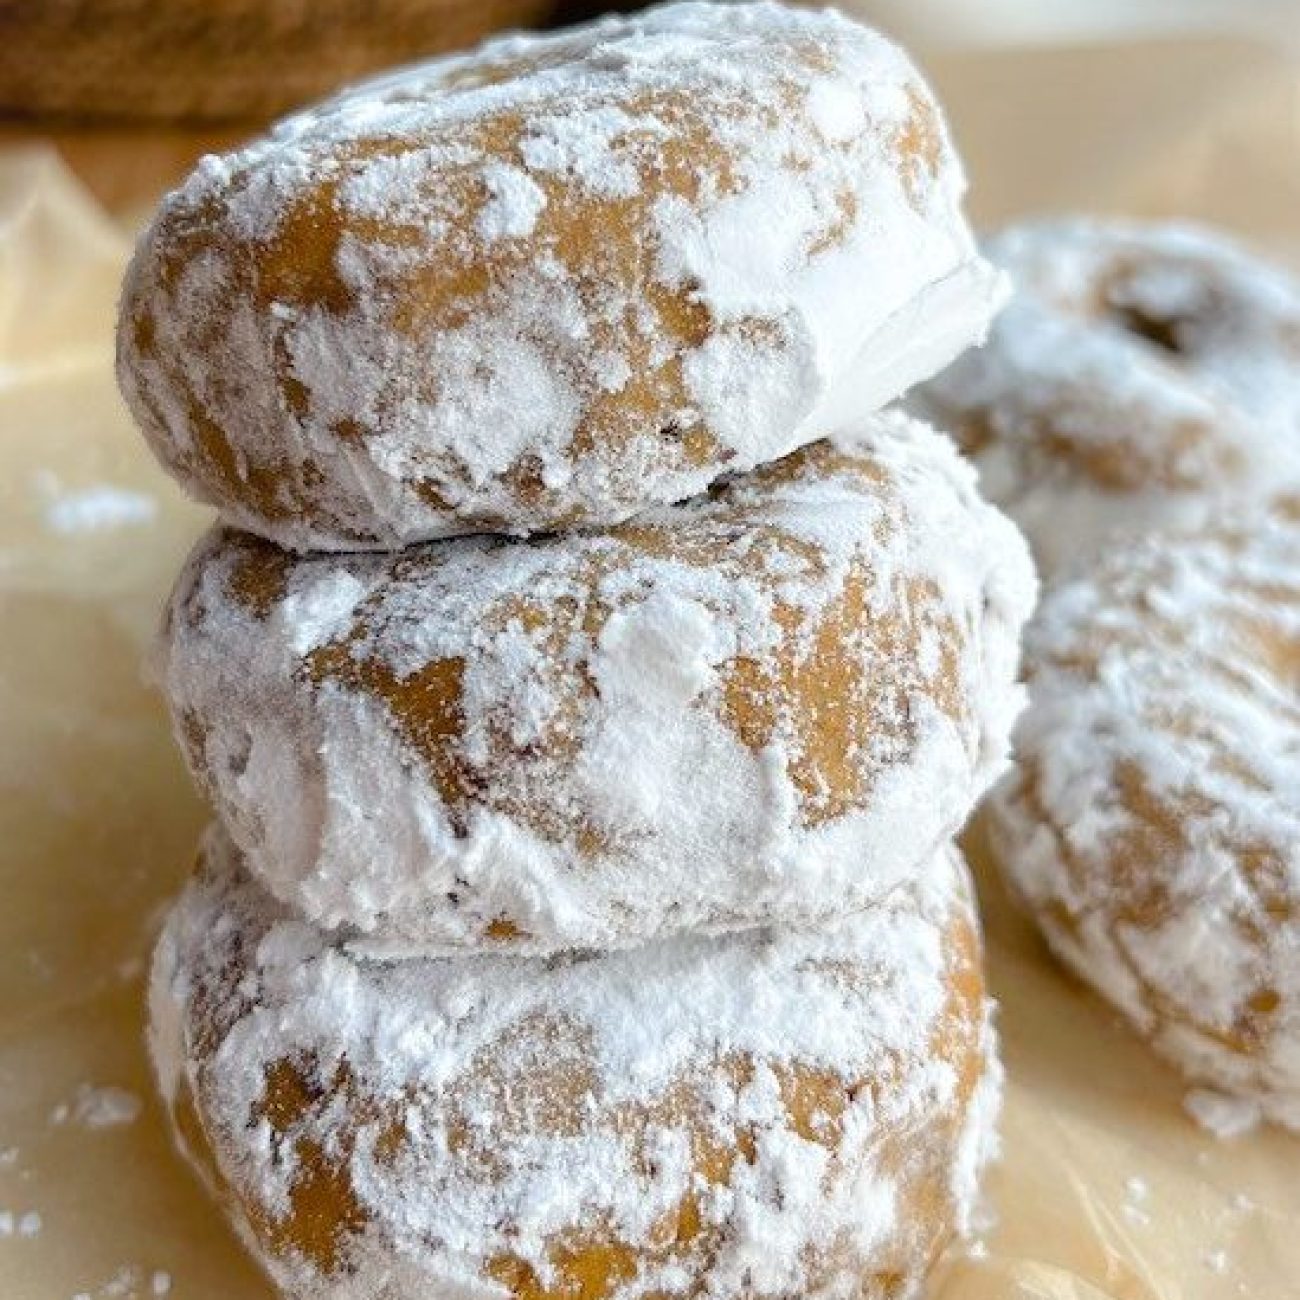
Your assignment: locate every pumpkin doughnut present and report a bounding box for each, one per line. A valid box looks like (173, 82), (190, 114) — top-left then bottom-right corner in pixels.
(149, 827), (1001, 1300)
(155, 414), (1035, 954)
(116, 0), (1004, 551)
(986, 500), (1300, 1129)
(912, 219), (1300, 572)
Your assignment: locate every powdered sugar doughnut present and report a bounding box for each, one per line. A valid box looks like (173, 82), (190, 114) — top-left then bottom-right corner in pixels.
(987, 501), (1300, 1129)
(156, 414), (1035, 954)
(912, 219), (1300, 572)
(117, 0), (1003, 551)
(150, 827), (1001, 1300)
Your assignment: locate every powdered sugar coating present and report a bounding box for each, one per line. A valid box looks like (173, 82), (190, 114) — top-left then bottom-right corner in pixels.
(149, 828), (1001, 1300)
(987, 502), (1300, 1129)
(156, 414), (1036, 953)
(117, 0), (1003, 551)
(911, 219), (1300, 573)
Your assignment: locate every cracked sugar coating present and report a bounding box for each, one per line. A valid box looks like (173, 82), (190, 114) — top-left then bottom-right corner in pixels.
(911, 219), (1300, 573)
(116, 0), (1004, 551)
(156, 414), (1036, 954)
(987, 500), (1300, 1130)
(150, 828), (1001, 1300)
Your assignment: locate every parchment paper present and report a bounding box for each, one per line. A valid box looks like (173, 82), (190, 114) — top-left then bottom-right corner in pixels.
(3, 36), (1300, 1300)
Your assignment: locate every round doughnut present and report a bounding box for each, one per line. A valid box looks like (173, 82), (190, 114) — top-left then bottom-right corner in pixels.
(116, 0), (1003, 551)
(911, 218), (1300, 573)
(156, 414), (1035, 954)
(986, 500), (1300, 1129)
(149, 827), (1001, 1300)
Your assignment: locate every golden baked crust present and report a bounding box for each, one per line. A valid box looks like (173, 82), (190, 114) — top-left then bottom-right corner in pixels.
(156, 416), (1035, 953)
(987, 500), (1300, 1128)
(150, 829), (1000, 1300)
(117, 1), (1000, 550)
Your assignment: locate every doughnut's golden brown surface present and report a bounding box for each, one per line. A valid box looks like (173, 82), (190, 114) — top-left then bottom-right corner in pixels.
(912, 219), (1300, 572)
(116, 2), (998, 550)
(151, 832), (999, 1300)
(987, 502), (1300, 1128)
(157, 420), (1034, 954)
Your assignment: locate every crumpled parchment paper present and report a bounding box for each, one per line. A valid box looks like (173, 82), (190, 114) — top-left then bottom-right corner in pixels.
(2, 33), (1300, 1299)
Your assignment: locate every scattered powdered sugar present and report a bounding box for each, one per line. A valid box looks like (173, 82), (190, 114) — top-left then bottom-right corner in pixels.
(50, 1084), (143, 1131)
(149, 831), (1000, 1300)
(1121, 1175), (1152, 1226)
(71, 1267), (173, 1300)
(476, 162), (548, 242)
(1204, 1248), (1231, 1275)
(31, 472), (158, 535)
(911, 218), (1300, 574)
(118, 0), (1002, 551)
(156, 412), (1035, 954)
(1185, 1089), (1262, 1140)
(988, 507), (1300, 1131)
(0, 1209), (43, 1238)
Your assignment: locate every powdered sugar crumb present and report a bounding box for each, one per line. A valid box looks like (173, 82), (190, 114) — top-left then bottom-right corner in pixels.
(1185, 1089), (1262, 1140)
(1, 1209), (44, 1238)
(1204, 1248), (1230, 1274)
(34, 473), (158, 535)
(50, 1084), (142, 1131)
(71, 1267), (168, 1299)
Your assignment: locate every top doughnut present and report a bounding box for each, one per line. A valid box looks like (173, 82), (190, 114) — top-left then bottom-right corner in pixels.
(912, 219), (1300, 572)
(117, 0), (1003, 551)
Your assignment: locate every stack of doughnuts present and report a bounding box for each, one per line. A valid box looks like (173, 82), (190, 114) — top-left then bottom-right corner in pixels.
(914, 219), (1300, 1131)
(118, 4), (1037, 1297)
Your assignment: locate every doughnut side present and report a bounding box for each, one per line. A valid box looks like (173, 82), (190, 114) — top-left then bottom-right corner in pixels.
(911, 218), (1300, 571)
(986, 508), (1300, 1128)
(117, 0), (1002, 549)
(154, 414), (1036, 953)
(148, 828), (1001, 1300)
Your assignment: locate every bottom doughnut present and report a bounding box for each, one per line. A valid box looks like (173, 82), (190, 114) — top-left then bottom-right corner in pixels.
(149, 831), (1000, 1300)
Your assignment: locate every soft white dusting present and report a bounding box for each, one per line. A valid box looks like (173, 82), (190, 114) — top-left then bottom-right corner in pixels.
(911, 218), (1300, 574)
(50, 1084), (143, 1130)
(157, 413), (1035, 953)
(1185, 1089), (1262, 1140)
(74, 1268), (167, 1300)
(39, 480), (158, 535)
(476, 163), (548, 242)
(118, 0), (1001, 551)
(1204, 1248), (1230, 1275)
(1121, 1175), (1151, 1225)
(989, 508), (1300, 1132)
(148, 831), (1000, 1300)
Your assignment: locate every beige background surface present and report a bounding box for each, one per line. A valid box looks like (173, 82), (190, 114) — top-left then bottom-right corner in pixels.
(2, 35), (1300, 1300)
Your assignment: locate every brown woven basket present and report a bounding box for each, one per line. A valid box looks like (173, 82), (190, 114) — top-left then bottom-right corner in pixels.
(0, 0), (642, 122)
